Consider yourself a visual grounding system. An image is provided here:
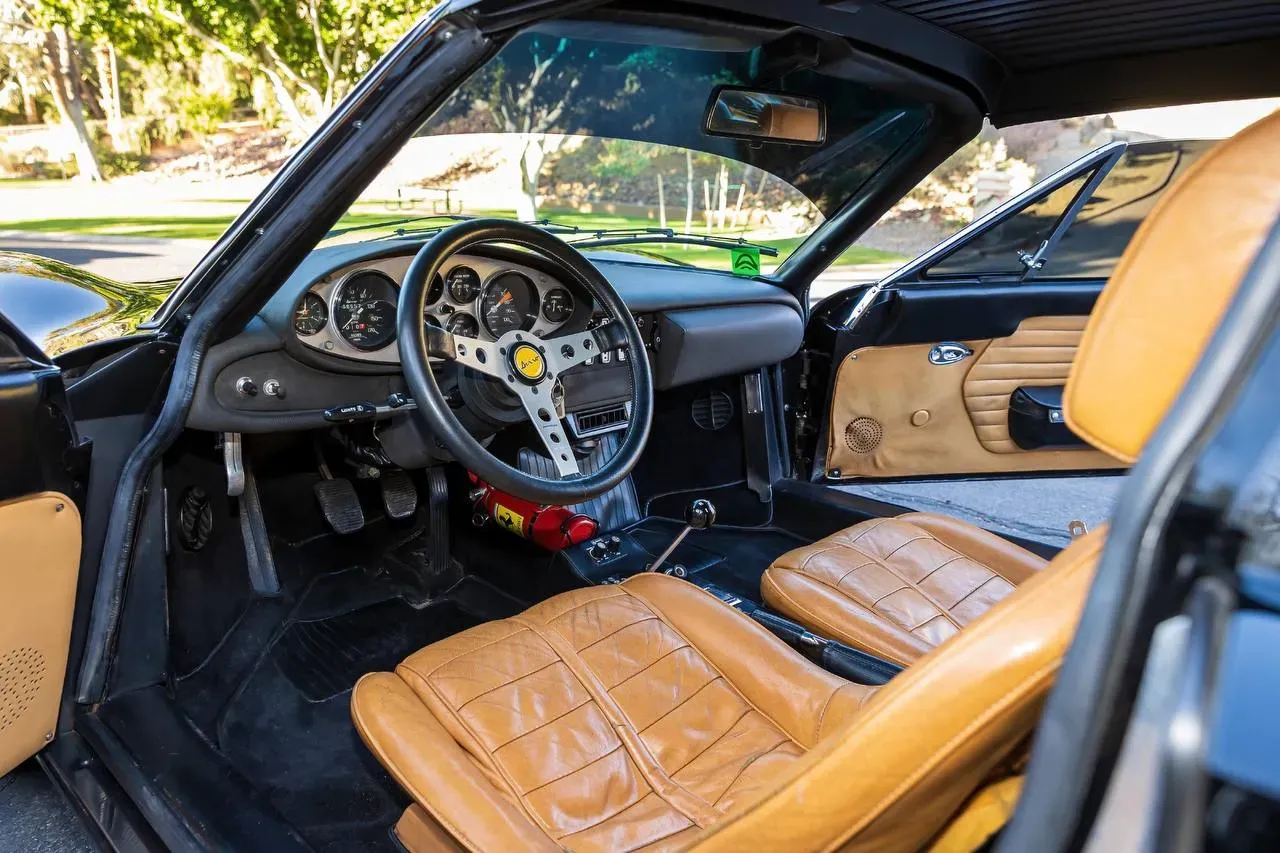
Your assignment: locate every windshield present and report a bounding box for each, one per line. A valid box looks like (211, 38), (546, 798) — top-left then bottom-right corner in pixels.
(322, 28), (931, 272)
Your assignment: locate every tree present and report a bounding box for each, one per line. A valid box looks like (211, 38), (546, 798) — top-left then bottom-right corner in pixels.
(0, 1), (102, 179)
(146, 0), (423, 130)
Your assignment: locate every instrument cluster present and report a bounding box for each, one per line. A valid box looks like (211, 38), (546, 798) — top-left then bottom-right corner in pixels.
(293, 253), (580, 364)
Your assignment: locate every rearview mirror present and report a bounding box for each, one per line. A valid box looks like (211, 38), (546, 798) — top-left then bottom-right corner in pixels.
(704, 87), (826, 145)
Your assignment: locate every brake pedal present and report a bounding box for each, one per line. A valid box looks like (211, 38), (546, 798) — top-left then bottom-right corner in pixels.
(381, 470), (418, 520)
(314, 478), (365, 534)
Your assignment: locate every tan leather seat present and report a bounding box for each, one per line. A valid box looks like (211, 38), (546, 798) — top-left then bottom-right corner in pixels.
(762, 512), (1048, 666)
(352, 111), (1280, 852)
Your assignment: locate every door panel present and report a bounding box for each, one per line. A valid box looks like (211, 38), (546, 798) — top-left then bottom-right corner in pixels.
(825, 322), (1124, 478)
(0, 491), (80, 777)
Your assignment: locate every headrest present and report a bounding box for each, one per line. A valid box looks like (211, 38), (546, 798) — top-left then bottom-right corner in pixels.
(1066, 110), (1280, 463)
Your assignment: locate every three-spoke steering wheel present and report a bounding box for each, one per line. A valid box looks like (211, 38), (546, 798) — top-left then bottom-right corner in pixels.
(396, 220), (653, 505)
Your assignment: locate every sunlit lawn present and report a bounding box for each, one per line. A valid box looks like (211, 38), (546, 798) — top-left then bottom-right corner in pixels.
(0, 205), (905, 269)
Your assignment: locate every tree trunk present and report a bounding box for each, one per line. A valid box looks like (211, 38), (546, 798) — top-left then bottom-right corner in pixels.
(516, 137), (547, 221)
(95, 44), (128, 153)
(18, 73), (40, 124)
(42, 26), (103, 182)
(657, 173), (666, 229)
(684, 150), (694, 233)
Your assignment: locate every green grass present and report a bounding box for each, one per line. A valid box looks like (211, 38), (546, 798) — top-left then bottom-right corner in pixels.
(0, 205), (908, 269)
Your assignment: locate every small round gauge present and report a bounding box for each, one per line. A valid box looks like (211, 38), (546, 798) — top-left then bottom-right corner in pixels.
(541, 287), (574, 324)
(293, 292), (329, 336)
(427, 273), (444, 306)
(446, 312), (479, 338)
(446, 266), (482, 303)
(335, 270), (399, 351)
(480, 272), (538, 337)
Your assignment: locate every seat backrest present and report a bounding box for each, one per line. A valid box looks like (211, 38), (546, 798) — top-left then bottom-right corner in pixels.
(689, 108), (1280, 852)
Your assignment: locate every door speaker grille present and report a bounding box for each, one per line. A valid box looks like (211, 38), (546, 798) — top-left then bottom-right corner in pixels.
(692, 391), (734, 430)
(0, 647), (46, 732)
(845, 417), (883, 454)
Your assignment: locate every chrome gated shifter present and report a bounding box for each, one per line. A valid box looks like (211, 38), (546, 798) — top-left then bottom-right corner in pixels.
(646, 498), (717, 576)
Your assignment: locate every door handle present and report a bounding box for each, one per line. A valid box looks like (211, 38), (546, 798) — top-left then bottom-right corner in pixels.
(928, 342), (973, 365)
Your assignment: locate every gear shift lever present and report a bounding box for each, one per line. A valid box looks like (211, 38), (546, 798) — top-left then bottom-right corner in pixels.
(646, 498), (716, 574)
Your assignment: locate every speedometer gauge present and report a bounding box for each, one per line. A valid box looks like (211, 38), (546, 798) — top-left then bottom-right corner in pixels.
(480, 272), (538, 337)
(293, 292), (328, 336)
(335, 270), (398, 351)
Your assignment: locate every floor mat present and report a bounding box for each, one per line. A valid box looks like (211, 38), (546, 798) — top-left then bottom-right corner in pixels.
(216, 576), (522, 852)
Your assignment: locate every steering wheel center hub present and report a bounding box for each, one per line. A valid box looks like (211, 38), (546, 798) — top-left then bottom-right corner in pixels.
(509, 342), (547, 384)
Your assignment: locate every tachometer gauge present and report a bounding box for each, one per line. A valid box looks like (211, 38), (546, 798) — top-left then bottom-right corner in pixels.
(446, 312), (479, 338)
(446, 266), (482, 303)
(334, 270), (399, 351)
(480, 272), (538, 337)
(541, 287), (574, 324)
(293, 292), (328, 336)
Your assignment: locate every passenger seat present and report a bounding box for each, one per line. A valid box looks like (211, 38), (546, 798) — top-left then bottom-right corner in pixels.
(761, 512), (1048, 666)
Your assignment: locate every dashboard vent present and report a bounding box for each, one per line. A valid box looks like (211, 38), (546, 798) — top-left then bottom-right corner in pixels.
(567, 403), (631, 438)
(692, 391), (734, 431)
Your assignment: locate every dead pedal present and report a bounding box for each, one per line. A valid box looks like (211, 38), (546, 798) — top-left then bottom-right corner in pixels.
(381, 471), (418, 520)
(314, 478), (365, 534)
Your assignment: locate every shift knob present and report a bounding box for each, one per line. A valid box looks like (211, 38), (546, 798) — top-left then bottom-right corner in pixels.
(686, 499), (717, 530)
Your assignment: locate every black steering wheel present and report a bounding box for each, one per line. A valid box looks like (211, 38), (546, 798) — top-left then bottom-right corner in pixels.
(397, 220), (653, 505)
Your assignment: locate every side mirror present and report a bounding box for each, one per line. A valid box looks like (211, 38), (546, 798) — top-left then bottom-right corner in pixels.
(704, 86), (826, 145)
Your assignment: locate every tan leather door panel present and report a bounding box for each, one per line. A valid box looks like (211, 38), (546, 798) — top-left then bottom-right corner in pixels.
(826, 316), (1126, 478)
(0, 491), (81, 777)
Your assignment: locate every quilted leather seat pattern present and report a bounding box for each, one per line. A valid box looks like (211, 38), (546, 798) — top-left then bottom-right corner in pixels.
(358, 576), (873, 852)
(762, 513), (1047, 666)
(961, 315), (1088, 452)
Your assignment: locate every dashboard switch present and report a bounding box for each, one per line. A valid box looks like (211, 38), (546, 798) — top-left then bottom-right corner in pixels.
(235, 377), (258, 397)
(263, 379), (284, 398)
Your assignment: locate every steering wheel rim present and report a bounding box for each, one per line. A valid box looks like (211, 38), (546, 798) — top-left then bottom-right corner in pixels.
(397, 219), (653, 505)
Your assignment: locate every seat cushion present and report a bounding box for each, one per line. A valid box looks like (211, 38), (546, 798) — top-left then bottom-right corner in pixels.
(352, 573), (874, 853)
(761, 512), (1048, 666)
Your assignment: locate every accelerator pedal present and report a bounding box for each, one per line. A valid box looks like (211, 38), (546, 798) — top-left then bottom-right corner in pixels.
(314, 478), (365, 534)
(380, 470), (418, 520)
(425, 467), (450, 576)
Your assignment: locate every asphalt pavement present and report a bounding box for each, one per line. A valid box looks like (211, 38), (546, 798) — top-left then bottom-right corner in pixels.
(0, 231), (211, 281)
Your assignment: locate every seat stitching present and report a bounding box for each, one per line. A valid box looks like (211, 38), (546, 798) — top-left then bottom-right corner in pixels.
(912, 553), (967, 587)
(607, 643), (694, 693)
(577, 615), (660, 653)
(762, 572), (918, 668)
(873, 556), (966, 632)
(881, 534), (931, 560)
(796, 544), (852, 571)
(867, 583), (911, 610)
(636, 677), (725, 735)
(533, 586), (630, 624)
(626, 584), (809, 750)
(554, 787), (662, 839)
(830, 557), (880, 588)
(415, 624), (534, 679)
(948, 575), (1009, 617)
(519, 744), (625, 796)
(665, 707), (753, 777)
(846, 517), (896, 544)
(397, 666), (561, 840)
(508, 611), (718, 829)
(563, 816), (696, 850)
(709, 740), (790, 808)
(488, 694), (593, 752)
(350, 678), (547, 853)
(455, 659), (563, 712)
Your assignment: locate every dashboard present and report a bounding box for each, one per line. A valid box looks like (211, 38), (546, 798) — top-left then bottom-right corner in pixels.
(186, 239), (807, 445)
(293, 253), (583, 364)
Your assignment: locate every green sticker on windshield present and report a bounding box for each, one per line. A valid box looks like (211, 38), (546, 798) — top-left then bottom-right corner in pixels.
(731, 246), (761, 276)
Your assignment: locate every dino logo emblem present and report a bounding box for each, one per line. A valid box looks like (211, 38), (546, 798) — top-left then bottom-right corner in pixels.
(511, 343), (546, 383)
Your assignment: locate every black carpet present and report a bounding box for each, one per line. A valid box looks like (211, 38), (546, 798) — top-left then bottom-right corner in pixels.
(198, 575), (521, 853)
(627, 518), (809, 603)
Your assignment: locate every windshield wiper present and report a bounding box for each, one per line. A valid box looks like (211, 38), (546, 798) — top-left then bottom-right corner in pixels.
(567, 228), (778, 256)
(325, 213), (475, 240)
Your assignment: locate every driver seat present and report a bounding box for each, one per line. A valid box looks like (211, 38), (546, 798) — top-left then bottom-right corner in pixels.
(351, 111), (1280, 852)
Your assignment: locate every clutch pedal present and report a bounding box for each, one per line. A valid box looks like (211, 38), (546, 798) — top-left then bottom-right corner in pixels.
(380, 470), (418, 520)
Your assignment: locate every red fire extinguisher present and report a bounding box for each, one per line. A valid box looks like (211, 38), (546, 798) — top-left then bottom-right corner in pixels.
(468, 473), (597, 551)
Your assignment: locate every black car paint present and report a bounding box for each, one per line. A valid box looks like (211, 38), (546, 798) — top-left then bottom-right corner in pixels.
(0, 252), (174, 358)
